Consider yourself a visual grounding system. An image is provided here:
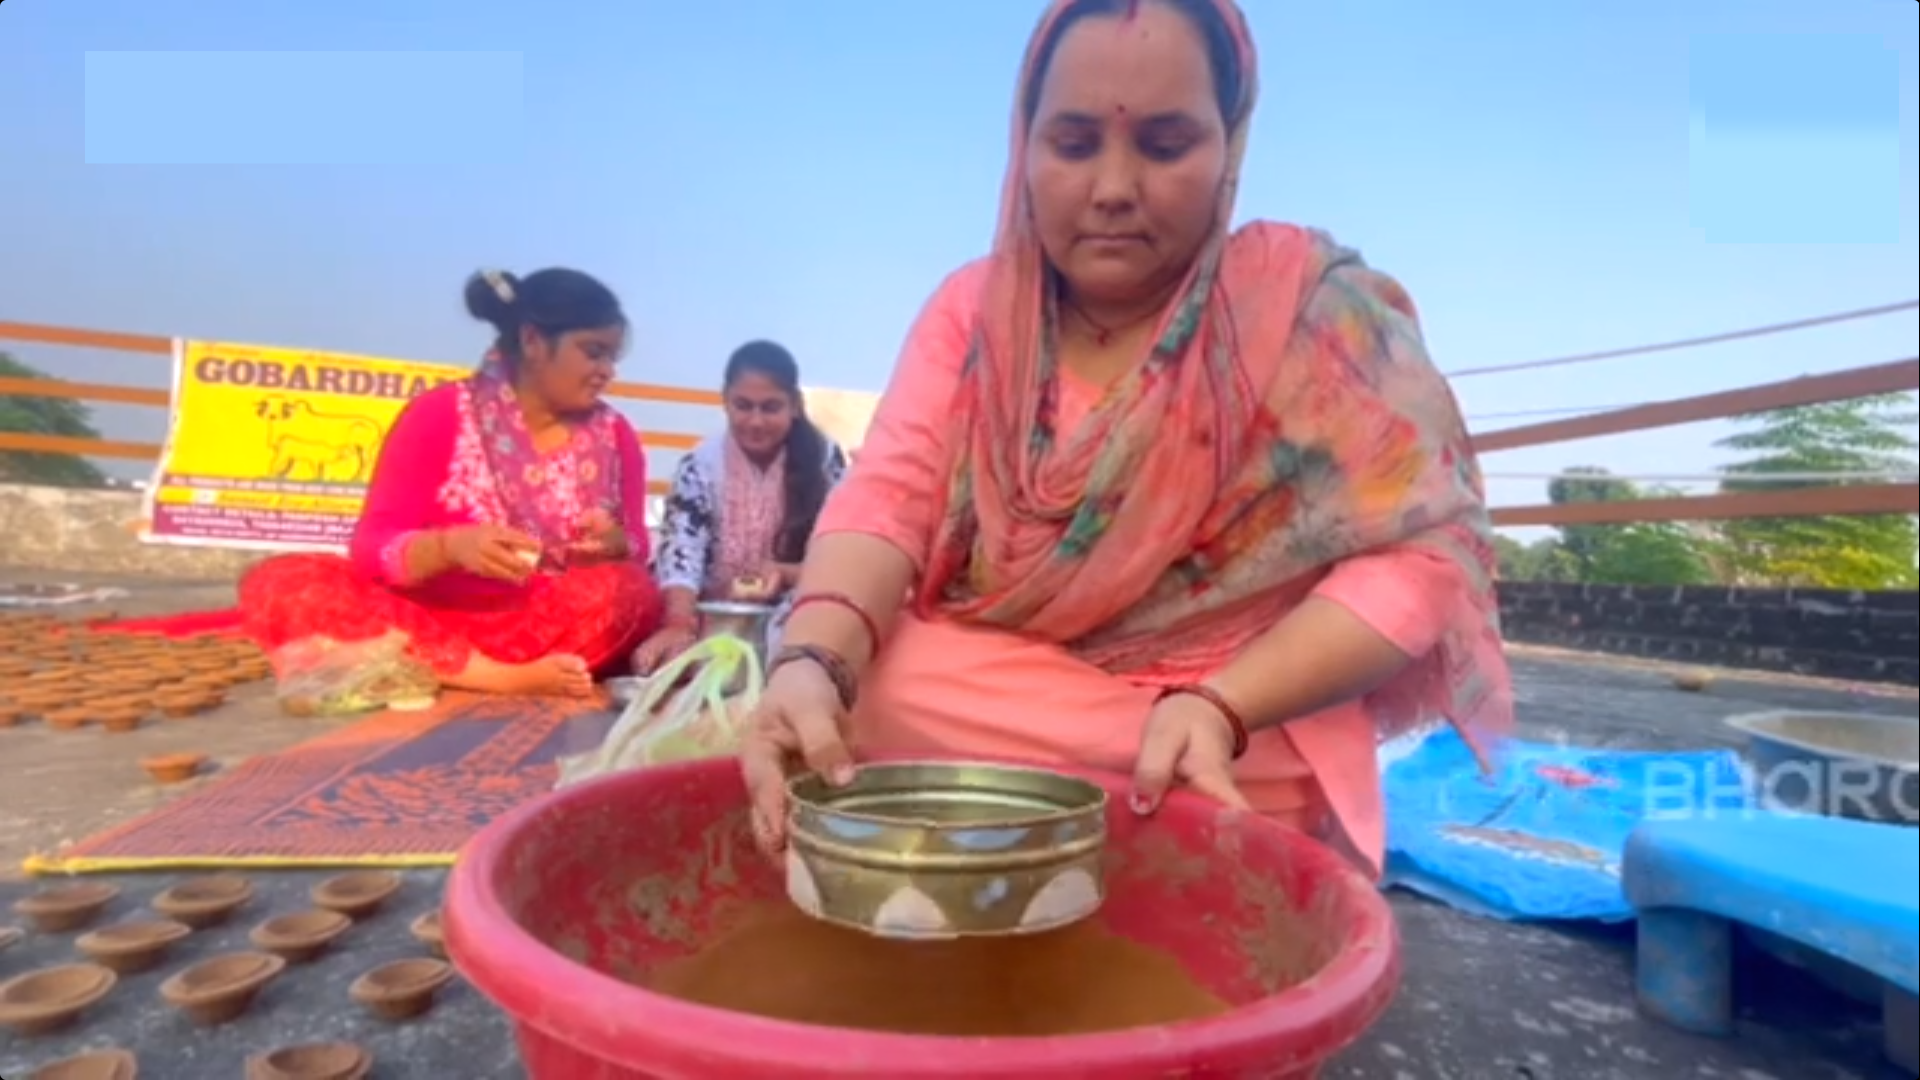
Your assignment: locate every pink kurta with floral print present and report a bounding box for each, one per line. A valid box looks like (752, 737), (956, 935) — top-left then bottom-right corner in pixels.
(239, 376), (661, 676)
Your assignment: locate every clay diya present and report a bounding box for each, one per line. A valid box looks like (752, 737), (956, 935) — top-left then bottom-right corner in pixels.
(95, 703), (147, 734)
(75, 919), (192, 974)
(96, 671), (163, 694)
(141, 753), (206, 785)
(158, 951), (286, 1025)
(250, 910), (352, 963)
(13, 689), (67, 716)
(152, 874), (254, 928)
(349, 958), (453, 1020)
(154, 692), (210, 719)
(246, 1041), (372, 1080)
(44, 707), (91, 731)
(311, 871), (401, 919)
(29, 1047), (138, 1080)
(0, 962), (118, 1036)
(191, 687), (230, 709)
(13, 882), (119, 933)
(409, 910), (446, 958)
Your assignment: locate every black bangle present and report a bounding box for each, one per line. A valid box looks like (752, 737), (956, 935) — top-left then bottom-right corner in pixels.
(770, 644), (858, 712)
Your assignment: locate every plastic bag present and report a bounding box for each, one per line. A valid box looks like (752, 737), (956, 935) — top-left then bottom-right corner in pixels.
(554, 632), (763, 788)
(273, 629), (440, 717)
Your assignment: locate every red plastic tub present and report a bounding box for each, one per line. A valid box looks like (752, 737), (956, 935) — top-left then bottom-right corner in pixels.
(445, 757), (1400, 1079)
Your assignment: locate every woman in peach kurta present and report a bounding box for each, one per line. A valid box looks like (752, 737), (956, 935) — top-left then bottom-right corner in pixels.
(740, 0), (1512, 875)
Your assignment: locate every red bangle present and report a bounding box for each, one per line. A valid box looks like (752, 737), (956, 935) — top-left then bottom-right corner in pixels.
(788, 592), (882, 660)
(1155, 684), (1251, 760)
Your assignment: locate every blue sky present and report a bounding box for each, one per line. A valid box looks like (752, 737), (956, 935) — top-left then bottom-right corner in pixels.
(1, 0), (1915, 524)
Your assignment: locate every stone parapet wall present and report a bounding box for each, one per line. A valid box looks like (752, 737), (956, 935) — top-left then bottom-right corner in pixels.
(0, 483), (256, 580)
(1498, 581), (1919, 686)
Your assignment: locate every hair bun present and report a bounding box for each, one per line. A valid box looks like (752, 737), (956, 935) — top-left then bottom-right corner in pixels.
(463, 269), (521, 326)
(482, 269), (517, 304)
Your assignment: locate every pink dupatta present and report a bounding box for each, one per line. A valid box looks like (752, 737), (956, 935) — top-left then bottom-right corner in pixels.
(466, 354), (624, 553)
(916, 0), (1511, 750)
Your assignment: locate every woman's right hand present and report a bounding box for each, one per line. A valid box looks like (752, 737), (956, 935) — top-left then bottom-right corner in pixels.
(630, 623), (698, 674)
(741, 656), (855, 854)
(439, 524), (540, 582)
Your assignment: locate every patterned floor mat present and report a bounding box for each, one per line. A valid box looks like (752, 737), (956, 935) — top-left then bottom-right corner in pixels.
(23, 693), (613, 874)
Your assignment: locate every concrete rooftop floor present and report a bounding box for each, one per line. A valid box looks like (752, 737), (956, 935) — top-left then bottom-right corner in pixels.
(1, 572), (1915, 1078)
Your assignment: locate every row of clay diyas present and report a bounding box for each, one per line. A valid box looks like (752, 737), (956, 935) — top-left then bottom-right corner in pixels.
(11, 873), (405, 935)
(2, 871), (452, 1038)
(0, 690), (226, 732)
(0, 632), (268, 676)
(7, 658), (259, 696)
(29, 1040), (379, 1079)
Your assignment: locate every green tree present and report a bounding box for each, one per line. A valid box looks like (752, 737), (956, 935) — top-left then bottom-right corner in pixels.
(1585, 522), (1717, 585)
(1545, 466), (1717, 585)
(0, 351), (111, 488)
(1715, 393), (1918, 589)
(1491, 534), (1581, 581)
(1547, 466), (1638, 576)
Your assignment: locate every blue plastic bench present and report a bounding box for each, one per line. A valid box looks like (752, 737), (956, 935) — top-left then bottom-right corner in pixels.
(1623, 813), (1919, 1073)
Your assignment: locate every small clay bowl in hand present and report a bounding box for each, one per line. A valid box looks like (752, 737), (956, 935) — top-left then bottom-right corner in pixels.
(152, 875), (254, 928)
(0, 962), (118, 1036)
(349, 958), (454, 1020)
(141, 753), (206, 785)
(246, 1041), (372, 1080)
(158, 951), (286, 1025)
(13, 883), (119, 933)
(250, 910), (352, 964)
(409, 910), (446, 958)
(75, 919), (192, 974)
(29, 1047), (138, 1080)
(311, 871), (401, 919)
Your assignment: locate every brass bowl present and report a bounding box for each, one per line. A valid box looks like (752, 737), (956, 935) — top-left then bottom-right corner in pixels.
(694, 601), (773, 650)
(784, 761), (1106, 941)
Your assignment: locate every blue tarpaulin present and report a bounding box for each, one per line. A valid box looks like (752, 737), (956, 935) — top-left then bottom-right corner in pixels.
(1380, 727), (1751, 922)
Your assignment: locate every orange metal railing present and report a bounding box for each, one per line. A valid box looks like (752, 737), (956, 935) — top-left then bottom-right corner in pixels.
(3, 319), (1916, 523)
(0, 320), (719, 496)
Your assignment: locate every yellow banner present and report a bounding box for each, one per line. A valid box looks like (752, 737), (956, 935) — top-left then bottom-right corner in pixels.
(143, 340), (466, 549)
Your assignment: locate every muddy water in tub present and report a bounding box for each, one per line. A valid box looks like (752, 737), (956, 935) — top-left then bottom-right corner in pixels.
(646, 903), (1228, 1035)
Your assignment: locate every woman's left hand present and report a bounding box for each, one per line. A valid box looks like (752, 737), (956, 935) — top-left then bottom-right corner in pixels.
(1131, 691), (1251, 815)
(568, 509), (629, 562)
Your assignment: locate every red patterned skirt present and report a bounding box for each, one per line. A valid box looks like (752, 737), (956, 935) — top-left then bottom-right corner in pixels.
(238, 554), (661, 676)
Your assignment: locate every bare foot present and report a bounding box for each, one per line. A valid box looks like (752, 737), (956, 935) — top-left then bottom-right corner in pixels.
(445, 653), (594, 697)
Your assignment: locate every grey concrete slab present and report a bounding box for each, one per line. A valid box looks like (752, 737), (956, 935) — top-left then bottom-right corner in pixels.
(0, 650), (1913, 1078)
(2, 869), (1903, 1079)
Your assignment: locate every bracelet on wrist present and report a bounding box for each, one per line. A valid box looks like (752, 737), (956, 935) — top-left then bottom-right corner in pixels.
(1155, 684), (1251, 759)
(770, 644), (859, 712)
